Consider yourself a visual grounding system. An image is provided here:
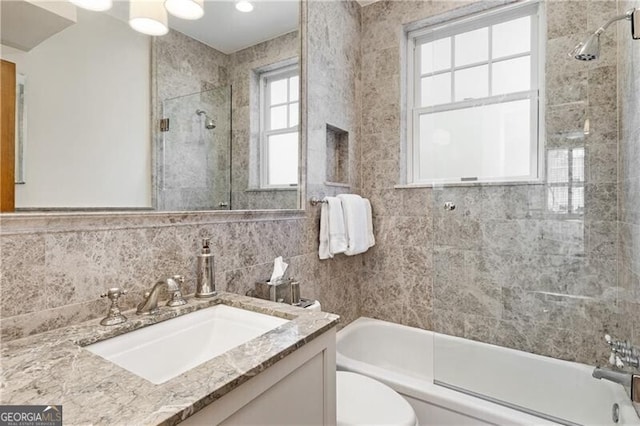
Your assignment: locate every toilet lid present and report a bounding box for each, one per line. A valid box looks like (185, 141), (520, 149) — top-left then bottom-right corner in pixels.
(337, 371), (417, 426)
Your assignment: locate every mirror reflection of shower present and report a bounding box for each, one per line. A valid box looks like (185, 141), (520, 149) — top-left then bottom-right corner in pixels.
(196, 109), (216, 129)
(159, 86), (231, 212)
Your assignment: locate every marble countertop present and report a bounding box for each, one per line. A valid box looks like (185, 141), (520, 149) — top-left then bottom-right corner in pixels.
(1, 292), (339, 425)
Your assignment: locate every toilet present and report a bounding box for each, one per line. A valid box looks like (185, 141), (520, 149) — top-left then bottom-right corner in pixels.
(336, 371), (418, 426)
(302, 300), (417, 425)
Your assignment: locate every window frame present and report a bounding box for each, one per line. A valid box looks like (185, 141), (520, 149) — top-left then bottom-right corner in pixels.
(259, 64), (299, 189)
(405, 1), (545, 185)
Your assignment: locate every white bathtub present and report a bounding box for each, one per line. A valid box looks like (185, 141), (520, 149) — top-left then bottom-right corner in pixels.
(336, 317), (640, 426)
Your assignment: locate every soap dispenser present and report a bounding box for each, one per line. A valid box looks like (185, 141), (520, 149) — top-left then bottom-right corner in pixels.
(196, 238), (216, 298)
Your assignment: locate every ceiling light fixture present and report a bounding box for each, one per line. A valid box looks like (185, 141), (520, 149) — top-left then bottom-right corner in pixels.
(235, 0), (254, 13)
(69, 0), (112, 12)
(164, 0), (204, 20)
(129, 0), (169, 36)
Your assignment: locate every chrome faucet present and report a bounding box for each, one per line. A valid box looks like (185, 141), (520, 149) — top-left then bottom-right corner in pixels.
(594, 333), (640, 403)
(136, 275), (187, 315)
(593, 367), (633, 388)
(593, 367), (640, 403)
(605, 334), (640, 368)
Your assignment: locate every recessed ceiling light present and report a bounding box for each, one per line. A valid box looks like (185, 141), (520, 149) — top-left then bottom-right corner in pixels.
(164, 0), (204, 20)
(69, 0), (112, 12)
(235, 0), (254, 13)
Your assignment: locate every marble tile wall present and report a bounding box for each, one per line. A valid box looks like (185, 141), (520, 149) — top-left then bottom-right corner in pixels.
(0, 213), (304, 340)
(306, 0), (361, 199)
(618, 0), (640, 343)
(0, 208), (363, 341)
(359, 0), (622, 365)
(303, 0), (363, 325)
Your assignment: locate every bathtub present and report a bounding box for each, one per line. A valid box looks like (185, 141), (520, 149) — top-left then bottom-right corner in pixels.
(336, 317), (640, 426)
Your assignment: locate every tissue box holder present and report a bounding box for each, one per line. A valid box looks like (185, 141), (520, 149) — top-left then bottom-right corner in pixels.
(255, 278), (298, 304)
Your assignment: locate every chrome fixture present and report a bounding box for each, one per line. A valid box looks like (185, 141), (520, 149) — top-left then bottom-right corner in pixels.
(196, 109), (216, 130)
(593, 367), (633, 387)
(593, 368), (640, 403)
(195, 238), (216, 298)
(594, 334), (640, 403)
(605, 334), (640, 368)
(570, 8), (639, 61)
(137, 275), (187, 315)
(443, 202), (456, 211)
(309, 197), (328, 206)
(99, 287), (128, 326)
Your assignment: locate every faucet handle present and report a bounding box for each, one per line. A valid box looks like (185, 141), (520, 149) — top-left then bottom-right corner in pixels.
(167, 275), (187, 307)
(610, 352), (618, 365)
(99, 287), (128, 326)
(101, 287), (127, 300)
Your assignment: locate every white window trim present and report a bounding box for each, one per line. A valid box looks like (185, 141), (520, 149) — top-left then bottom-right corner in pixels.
(259, 64), (299, 189)
(405, 0), (545, 186)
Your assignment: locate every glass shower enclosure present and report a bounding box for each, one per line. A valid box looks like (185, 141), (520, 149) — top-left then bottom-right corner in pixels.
(157, 86), (231, 211)
(426, 1), (619, 424)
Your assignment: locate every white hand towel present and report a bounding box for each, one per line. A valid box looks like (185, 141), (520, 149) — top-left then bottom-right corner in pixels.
(337, 194), (370, 256)
(319, 196), (348, 259)
(319, 201), (331, 259)
(364, 198), (375, 248)
(327, 197), (348, 255)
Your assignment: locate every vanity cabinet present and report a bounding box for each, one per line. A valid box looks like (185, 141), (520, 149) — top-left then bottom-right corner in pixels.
(180, 327), (336, 426)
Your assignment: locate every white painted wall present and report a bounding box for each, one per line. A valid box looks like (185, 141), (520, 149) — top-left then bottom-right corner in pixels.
(2, 9), (151, 208)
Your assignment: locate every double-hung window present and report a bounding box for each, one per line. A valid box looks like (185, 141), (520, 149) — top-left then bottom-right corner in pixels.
(407, 2), (543, 184)
(260, 64), (299, 188)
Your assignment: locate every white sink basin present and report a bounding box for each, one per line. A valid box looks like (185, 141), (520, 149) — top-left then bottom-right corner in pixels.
(85, 304), (289, 384)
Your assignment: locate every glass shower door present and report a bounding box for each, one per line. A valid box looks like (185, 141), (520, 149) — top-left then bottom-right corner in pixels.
(429, 154), (610, 425)
(427, 49), (610, 426)
(158, 86), (231, 211)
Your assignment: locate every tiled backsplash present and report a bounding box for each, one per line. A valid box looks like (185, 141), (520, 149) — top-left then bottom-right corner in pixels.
(0, 211), (361, 340)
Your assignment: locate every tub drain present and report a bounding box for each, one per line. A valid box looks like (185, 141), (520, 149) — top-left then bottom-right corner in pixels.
(612, 403), (620, 423)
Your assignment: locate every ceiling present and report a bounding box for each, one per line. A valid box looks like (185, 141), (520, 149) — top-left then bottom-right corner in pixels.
(110, 0), (299, 54)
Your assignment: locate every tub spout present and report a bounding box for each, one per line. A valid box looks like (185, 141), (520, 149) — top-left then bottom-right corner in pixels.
(592, 367), (640, 403)
(592, 367), (632, 388)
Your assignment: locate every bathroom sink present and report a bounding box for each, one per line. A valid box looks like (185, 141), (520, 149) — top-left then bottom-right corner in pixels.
(85, 304), (289, 384)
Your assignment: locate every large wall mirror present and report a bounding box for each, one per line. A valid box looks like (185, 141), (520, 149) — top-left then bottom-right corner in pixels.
(0, 0), (301, 212)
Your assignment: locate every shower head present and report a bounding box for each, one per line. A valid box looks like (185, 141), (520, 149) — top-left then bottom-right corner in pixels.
(570, 8), (638, 61)
(571, 32), (601, 61)
(196, 109), (216, 130)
